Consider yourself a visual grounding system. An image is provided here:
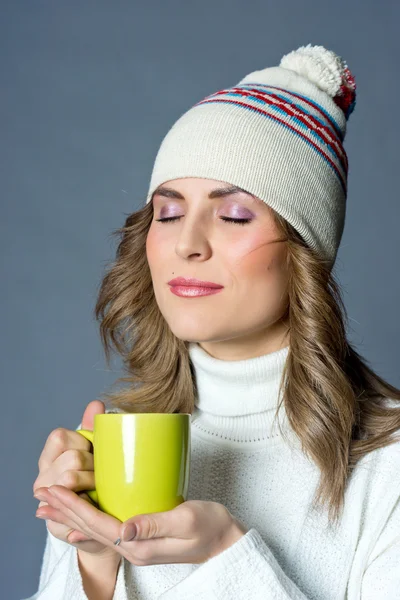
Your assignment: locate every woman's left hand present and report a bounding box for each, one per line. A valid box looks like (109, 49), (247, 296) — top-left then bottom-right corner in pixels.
(34, 485), (249, 566)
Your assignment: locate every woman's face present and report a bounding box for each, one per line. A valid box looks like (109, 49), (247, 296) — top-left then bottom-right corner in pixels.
(146, 177), (290, 359)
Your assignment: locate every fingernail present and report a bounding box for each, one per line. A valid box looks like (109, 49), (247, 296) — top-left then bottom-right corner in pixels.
(122, 523), (137, 541)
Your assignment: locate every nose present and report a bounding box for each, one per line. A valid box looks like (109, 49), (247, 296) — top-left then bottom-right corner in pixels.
(174, 218), (211, 261)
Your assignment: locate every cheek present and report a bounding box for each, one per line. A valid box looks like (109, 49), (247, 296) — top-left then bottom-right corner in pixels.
(228, 235), (286, 280)
(146, 227), (163, 269)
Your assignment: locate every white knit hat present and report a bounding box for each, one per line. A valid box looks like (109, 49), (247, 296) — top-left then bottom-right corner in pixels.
(145, 44), (357, 269)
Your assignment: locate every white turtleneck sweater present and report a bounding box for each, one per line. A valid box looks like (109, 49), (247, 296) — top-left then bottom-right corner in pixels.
(25, 343), (400, 600)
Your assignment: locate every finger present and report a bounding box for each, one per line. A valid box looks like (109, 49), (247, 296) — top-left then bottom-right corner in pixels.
(36, 491), (100, 544)
(81, 400), (105, 430)
(67, 529), (93, 543)
(37, 428), (92, 474)
(35, 487), (91, 535)
(36, 504), (86, 537)
(35, 451), (95, 496)
(77, 492), (97, 505)
(56, 448), (94, 472)
(120, 502), (193, 542)
(39, 488), (195, 567)
(56, 469), (95, 493)
(37, 505), (93, 544)
(39, 486), (121, 547)
(35, 468), (95, 497)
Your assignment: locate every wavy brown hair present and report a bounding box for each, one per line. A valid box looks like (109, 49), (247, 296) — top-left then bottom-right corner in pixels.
(94, 198), (400, 525)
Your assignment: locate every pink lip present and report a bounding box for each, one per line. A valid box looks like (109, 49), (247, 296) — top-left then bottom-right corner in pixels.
(169, 286), (223, 297)
(168, 277), (223, 288)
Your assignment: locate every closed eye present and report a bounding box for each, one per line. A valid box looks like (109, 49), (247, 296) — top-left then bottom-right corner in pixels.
(155, 216), (251, 226)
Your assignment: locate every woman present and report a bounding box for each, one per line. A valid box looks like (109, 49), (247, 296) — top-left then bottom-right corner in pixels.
(29, 44), (400, 600)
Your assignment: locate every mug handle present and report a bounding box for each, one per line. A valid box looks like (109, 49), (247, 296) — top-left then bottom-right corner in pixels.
(75, 429), (98, 505)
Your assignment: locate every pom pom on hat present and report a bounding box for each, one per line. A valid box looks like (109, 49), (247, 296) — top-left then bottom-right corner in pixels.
(279, 43), (356, 119)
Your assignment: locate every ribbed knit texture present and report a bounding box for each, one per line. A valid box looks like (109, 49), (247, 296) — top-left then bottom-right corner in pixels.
(26, 343), (400, 599)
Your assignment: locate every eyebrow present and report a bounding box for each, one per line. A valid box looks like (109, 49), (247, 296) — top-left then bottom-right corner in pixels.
(152, 184), (255, 201)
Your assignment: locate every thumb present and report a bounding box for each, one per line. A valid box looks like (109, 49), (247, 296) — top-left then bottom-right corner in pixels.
(81, 400), (105, 431)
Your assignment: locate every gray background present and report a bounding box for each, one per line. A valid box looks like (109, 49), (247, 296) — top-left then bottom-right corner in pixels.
(1, 1), (399, 598)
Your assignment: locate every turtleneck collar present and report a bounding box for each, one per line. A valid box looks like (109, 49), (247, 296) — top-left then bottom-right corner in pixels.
(187, 342), (295, 447)
(188, 342), (290, 417)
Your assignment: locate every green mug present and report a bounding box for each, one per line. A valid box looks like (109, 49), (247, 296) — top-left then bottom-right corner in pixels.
(76, 413), (191, 522)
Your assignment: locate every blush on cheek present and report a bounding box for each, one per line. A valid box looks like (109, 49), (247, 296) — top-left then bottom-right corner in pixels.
(145, 229), (159, 262)
(233, 239), (281, 274)
(248, 248), (287, 284)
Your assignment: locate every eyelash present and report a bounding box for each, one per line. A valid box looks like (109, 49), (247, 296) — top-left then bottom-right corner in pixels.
(155, 216), (251, 226)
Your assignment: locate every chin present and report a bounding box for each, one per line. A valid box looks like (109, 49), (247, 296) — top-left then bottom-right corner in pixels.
(166, 322), (222, 344)
(168, 329), (209, 343)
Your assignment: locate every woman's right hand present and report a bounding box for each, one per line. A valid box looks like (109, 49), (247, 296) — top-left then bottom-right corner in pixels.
(33, 400), (115, 556)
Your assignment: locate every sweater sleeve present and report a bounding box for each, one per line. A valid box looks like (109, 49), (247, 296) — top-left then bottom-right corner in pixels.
(23, 528), (129, 600)
(157, 527), (309, 600)
(359, 493), (400, 600)
(158, 497), (400, 600)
